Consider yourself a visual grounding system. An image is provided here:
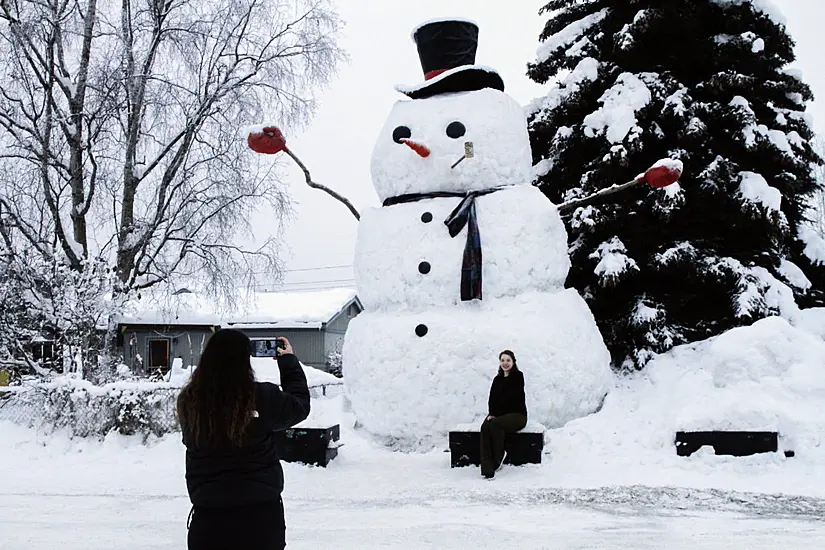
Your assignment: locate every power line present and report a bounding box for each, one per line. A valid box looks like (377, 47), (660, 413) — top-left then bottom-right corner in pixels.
(281, 264), (353, 273)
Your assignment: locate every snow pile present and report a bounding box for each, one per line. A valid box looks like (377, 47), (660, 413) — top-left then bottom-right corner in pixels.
(251, 356), (342, 388)
(369, 88), (533, 200)
(166, 357), (192, 386)
(583, 73), (651, 143)
(547, 312), (825, 472)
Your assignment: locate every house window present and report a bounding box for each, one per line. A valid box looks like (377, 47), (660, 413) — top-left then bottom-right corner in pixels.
(30, 341), (54, 361)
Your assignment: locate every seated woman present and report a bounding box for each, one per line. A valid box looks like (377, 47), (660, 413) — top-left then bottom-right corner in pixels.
(480, 349), (527, 478)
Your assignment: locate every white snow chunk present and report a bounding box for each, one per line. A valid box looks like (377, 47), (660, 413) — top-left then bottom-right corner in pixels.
(529, 57), (600, 117)
(650, 157), (684, 175)
(533, 158), (553, 178)
(786, 92), (804, 106)
(655, 242), (696, 266)
(786, 131), (805, 149)
(783, 67), (804, 81)
(710, 0), (787, 25)
(566, 36), (593, 58)
(778, 259), (812, 290)
(583, 73), (651, 144)
(730, 95), (755, 116)
(752, 37), (765, 53)
(590, 236), (639, 284)
(738, 171), (782, 211)
(570, 205), (599, 231)
(242, 121), (282, 138)
(664, 89), (689, 117)
(536, 8), (609, 63)
(633, 299), (661, 324)
(799, 225), (825, 265)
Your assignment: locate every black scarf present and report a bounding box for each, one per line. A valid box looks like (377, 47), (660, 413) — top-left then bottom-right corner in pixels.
(382, 188), (502, 301)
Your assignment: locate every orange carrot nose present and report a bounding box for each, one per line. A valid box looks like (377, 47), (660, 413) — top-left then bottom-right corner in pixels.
(400, 138), (431, 158)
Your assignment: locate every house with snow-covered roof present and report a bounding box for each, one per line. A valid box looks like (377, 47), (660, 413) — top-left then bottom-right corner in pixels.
(113, 288), (361, 376)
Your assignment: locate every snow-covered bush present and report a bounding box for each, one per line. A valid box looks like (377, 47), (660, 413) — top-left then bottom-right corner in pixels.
(0, 365), (344, 440)
(0, 378), (181, 441)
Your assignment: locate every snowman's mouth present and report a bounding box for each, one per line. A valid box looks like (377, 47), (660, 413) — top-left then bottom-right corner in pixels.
(400, 138), (431, 158)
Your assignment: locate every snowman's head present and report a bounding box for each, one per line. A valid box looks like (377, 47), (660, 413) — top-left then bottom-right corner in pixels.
(370, 88), (533, 202)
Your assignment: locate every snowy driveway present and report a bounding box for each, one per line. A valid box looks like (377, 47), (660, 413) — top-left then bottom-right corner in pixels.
(5, 486), (825, 549)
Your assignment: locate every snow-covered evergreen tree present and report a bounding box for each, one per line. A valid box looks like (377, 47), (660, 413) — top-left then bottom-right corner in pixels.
(527, 0), (825, 369)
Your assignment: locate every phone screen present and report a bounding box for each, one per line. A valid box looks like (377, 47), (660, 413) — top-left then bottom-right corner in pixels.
(250, 339), (283, 357)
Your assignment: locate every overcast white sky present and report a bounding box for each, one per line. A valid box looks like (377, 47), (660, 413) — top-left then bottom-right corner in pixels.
(251, 0), (825, 291)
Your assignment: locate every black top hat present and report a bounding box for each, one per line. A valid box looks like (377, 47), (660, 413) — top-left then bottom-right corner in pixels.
(395, 18), (505, 100)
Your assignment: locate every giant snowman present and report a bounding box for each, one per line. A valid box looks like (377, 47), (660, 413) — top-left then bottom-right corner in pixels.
(342, 18), (613, 447)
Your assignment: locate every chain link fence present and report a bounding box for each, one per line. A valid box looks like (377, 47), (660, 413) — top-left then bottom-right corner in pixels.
(0, 379), (343, 441)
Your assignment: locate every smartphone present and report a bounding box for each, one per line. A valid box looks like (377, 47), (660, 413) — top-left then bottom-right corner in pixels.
(249, 338), (285, 357)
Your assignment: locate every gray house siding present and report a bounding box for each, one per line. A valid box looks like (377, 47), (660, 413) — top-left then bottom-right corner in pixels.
(119, 325), (216, 374)
(115, 295), (363, 376)
(239, 327), (326, 368)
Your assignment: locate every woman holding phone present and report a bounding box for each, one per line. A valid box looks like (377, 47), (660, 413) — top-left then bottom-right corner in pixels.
(178, 329), (310, 549)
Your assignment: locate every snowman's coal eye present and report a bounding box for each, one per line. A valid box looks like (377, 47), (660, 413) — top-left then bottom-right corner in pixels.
(446, 121), (466, 139)
(392, 126), (412, 144)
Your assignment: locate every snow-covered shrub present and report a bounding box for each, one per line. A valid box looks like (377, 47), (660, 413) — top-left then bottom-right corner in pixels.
(0, 369), (344, 440)
(326, 349), (343, 378)
(0, 377), (181, 441)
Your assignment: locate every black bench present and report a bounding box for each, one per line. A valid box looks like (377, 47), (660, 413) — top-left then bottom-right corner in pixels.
(675, 431), (794, 458)
(274, 424), (341, 467)
(449, 426), (544, 468)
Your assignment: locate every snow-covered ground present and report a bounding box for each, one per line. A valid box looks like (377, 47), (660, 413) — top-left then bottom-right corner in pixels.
(4, 310), (825, 548)
(5, 394), (825, 549)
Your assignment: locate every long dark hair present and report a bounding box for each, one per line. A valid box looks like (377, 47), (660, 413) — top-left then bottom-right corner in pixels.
(177, 329), (256, 448)
(498, 349), (519, 376)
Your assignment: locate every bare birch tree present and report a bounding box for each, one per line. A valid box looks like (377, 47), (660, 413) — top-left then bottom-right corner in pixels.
(0, 0), (343, 380)
(812, 136), (825, 237)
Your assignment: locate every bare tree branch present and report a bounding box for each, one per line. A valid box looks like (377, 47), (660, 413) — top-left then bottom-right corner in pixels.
(283, 147), (360, 221)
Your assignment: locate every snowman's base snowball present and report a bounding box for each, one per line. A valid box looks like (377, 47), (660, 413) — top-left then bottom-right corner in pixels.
(342, 288), (613, 448)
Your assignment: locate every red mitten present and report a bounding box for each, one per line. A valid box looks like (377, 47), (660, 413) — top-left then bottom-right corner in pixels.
(248, 125), (287, 155)
(644, 160), (683, 189)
